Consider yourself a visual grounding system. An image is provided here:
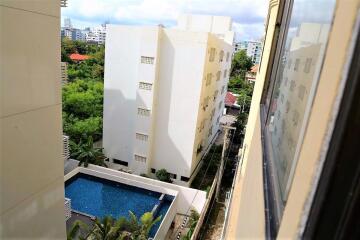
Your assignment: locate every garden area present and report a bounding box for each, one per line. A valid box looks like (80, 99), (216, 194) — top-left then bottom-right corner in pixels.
(61, 39), (107, 166)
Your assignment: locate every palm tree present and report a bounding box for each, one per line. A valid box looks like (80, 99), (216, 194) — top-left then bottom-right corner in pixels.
(88, 216), (126, 240)
(138, 212), (161, 239)
(68, 212), (161, 240)
(70, 137), (107, 167)
(67, 220), (91, 240)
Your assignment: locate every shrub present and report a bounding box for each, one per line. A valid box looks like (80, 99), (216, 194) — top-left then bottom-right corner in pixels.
(155, 169), (172, 183)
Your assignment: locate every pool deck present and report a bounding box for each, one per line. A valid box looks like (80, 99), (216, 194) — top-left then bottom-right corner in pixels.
(66, 211), (95, 237)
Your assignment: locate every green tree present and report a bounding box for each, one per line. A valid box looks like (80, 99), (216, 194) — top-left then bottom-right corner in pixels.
(230, 50), (253, 77)
(68, 212), (161, 240)
(62, 80), (103, 142)
(155, 169), (172, 183)
(70, 137), (107, 167)
(182, 210), (200, 240)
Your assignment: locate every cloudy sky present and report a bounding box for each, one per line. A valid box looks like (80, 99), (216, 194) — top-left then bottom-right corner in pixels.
(62, 0), (268, 41)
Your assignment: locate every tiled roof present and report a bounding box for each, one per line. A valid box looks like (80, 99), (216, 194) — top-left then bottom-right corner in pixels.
(69, 53), (91, 61)
(225, 92), (237, 106)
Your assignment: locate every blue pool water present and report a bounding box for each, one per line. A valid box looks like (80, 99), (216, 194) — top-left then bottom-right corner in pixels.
(65, 173), (173, 237)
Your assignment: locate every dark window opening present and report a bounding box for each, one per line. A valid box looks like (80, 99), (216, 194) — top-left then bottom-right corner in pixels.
(181, 176), (190, 182)
(113, 158), (128, 166)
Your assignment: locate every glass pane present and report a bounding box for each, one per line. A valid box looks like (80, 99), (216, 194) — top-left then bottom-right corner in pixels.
(266, 0), (337, 200)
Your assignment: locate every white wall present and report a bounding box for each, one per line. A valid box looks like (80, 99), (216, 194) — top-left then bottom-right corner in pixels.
(103, 25), (140, 166)
(0, 1), (66, 238)
(103, 16), (234, 185)
(151, 30), (208, 180)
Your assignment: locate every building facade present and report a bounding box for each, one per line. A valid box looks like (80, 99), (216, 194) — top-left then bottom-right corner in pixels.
(0, 1), (66, 238)
(103, 15), (234, 185)
(235, 40), (262, 64)
(223, 0), (360, 239)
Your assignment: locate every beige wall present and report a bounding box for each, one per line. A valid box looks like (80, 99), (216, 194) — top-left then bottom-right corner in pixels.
(0, 1), (66, 238)
(225, 0), (360, 239)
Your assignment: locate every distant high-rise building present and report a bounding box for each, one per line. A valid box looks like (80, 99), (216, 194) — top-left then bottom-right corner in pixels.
(103, 14), (234, 185)
(234, 40), (262, 64)
(64, 17), (72, 29)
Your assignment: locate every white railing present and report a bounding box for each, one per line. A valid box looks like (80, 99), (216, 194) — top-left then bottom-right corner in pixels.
(61, 62), (68, 85)
(63, 135), (70, 162)
(65, 198), (71, 221)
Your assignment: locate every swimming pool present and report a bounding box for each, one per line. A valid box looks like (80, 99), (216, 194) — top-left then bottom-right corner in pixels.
(65, 173), (173, 237)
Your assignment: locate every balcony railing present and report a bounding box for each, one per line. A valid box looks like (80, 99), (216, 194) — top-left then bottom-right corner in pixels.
(65, 198), (71, 221)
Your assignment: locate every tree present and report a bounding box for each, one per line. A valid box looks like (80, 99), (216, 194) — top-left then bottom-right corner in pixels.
(155, 169), (172, 183)
(230, 50), (253, 77)
(70, 137), (107, 167)
(182, 210), (200, 240)
(89, 216), (127, 240)
(68, 211), (161, 240)
(62, 80), (104, 142)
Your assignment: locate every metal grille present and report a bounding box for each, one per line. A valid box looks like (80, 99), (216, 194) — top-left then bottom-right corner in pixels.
(63, 135), (70, 162)
(60, 0), (68, 7)
(64, 198), (71, 221)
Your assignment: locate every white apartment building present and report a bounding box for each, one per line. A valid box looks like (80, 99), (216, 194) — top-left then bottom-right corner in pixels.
(85, 24), (106, 44)
(235, 40), (262, 64)
(103, 14), (234, 185)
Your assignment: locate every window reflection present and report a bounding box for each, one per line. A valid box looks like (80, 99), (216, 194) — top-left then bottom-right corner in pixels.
(266, 0), (336, 200)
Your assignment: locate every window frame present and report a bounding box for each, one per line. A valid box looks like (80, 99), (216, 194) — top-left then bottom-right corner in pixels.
(259, 0), (338, 237)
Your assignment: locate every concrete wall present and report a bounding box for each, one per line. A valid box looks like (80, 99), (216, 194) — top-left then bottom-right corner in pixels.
(225, 0), (360, 238)
(0, 1), (66, 238)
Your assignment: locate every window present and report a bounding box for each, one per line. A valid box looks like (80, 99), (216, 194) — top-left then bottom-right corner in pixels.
(211, 108), (215, 120)
(221, 85), (225, 94)
(202, 97), (210, 110)
(298, 85), (306, 100)
(218, 101), (223, 110)
(304, 58), (312, 73)
(208, 126), (213, 137)
(216, 116), (220, 124)
(181, 176), (190, 182)
(113, 158), (128, 166)
(136, 133), (148, 141)
(137, 108), (150, 116)
(213, 90), (219, 101)
(294, 58), (300, 71)
(139, 82), (152, 90)
(219, 50), (224, 62)
(226, 52), (230, 62)
(134, 154), (146, 163)
(151, 168), (156, 174)
(199, 119), (205, 132)
(169, 173), (177, 179)
(223, 70), (227, 78)
(206, 73), (212, 86)
(262, 0), (337, 228)
(216, 71), (221, 81)
(140, 56), (154, 64)
(209, 48), (216, 62)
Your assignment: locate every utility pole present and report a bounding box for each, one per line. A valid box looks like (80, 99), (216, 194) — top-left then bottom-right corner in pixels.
(216, 125), (236, 201)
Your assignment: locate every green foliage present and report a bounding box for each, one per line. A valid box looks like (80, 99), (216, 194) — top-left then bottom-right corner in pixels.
(182, 210), (200, 240)
(140, 173), (149, 178)
(62, 80), (103, 142)
(68, 211), (161, 240)
(230, 50), (253, 77)
(155, 169), (172, 183)
(227, 50), (254, 145)
(70, 137), (107, 167)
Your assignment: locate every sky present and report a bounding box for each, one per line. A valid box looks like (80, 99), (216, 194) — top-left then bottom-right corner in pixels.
(61, 0), (268, 42)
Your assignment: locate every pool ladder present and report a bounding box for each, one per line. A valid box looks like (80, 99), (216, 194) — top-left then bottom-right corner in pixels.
(151, 193), (165, 217)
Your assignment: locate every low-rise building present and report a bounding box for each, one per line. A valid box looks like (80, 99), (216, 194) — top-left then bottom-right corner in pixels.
(103, 14), (234, 185)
